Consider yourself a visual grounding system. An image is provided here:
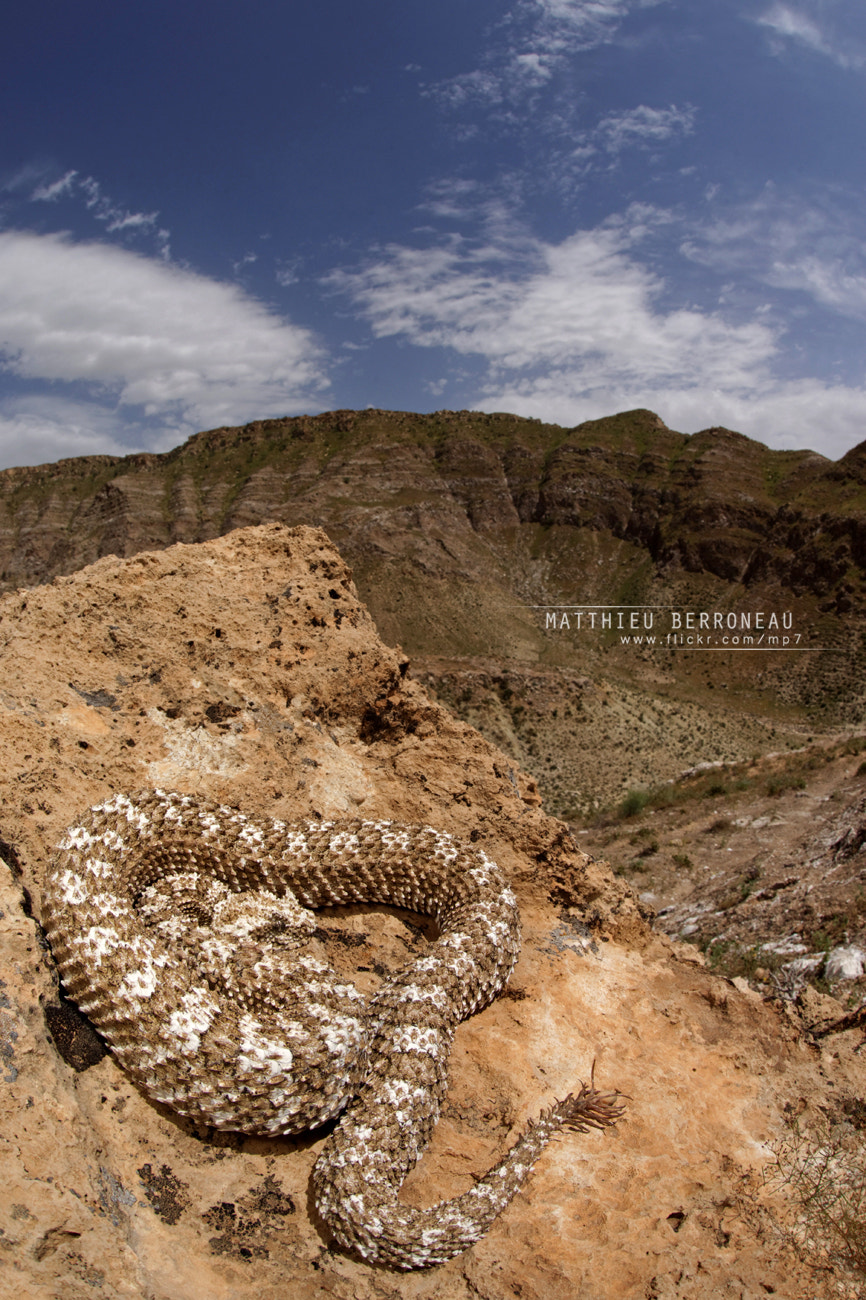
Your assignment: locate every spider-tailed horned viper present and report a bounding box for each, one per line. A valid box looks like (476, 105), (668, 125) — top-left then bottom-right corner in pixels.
(42, 788), (624, 1270)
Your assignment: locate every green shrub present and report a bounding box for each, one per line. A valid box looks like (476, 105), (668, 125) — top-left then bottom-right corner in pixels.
(766, 774), (806, 796)
(619, 788), (650, 818)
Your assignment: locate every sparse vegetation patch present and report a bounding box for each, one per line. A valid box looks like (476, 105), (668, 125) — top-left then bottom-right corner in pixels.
(761, 1106), (866, 1286)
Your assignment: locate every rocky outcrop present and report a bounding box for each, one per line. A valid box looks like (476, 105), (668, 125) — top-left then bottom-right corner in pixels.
(2, 523), (864, 1298)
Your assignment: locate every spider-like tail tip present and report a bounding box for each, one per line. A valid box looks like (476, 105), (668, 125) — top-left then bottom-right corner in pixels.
(549, 1062), (628, 1135)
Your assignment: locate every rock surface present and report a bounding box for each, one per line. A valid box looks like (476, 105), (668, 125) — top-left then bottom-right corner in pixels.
(0, 522), (864, 1299)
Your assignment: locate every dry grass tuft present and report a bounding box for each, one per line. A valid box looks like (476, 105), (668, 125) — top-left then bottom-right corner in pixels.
(762, 1105), (866, 1286)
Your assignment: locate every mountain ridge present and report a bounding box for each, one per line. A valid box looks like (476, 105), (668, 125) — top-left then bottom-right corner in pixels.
(2, 406), (864, 597)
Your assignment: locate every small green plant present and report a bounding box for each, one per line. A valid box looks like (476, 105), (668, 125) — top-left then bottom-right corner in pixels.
(703, 940), (780, 981)
(630, 826), (657, 845)
(766, 773), (807, 796)
(809, 913), (850, 951)
(619, 788), (650, 818)
(718, 865), (764, 911)
(672, 852), (693, 869)
(738, 881), (754, 902)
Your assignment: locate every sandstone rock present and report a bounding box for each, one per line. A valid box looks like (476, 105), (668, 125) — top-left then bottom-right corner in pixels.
(0, 522), (863, 1299)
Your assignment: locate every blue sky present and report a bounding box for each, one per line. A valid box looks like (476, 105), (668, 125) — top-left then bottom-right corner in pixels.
(2, 0), (866, 469)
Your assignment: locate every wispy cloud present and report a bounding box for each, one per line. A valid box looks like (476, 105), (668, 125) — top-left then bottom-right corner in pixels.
(79, 176), (159, 233)
(31, 169), (78, 202)
(594, 103), (696, 153)
(682, 186), (866, 322)
(426, 0), (667, 114)
(330, 210), (776, 388)
(20, 166), (172, 256)
(0, 230), (328, 466)
(232, 250), (259, 276)
(756, 3), (866, 69)
(275, 257), (303, 287)
(513, 0), (667, 69)
(330, 202), (866, 456)
(557, 103), (696, 179)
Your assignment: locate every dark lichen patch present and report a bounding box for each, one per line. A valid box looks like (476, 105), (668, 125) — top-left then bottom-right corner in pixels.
(98, 1166), (136, 1226)
(205, 701), (241, 724)
(67, 1252), (106, 1287)
(313, 926), (367, 948)
(500, 986), (529, 1001)
(0, 977), (19, 1082)
(0, 835), (23, 877)
(241, 1174), (296, 1219)
(44, 998), (108, 1072)
(69, 684), (119, 711)
(137, 1163), (189, 1226)
(201, 1178), (295, 1261)
(202, 1201), (269, 1260)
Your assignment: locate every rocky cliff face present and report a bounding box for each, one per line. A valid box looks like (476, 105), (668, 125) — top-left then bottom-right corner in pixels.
(1, 523), (864, 1299)
(1, 407), (864, 602)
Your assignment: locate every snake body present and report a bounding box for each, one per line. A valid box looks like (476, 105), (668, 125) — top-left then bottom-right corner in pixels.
(42, 789), (622, 1269)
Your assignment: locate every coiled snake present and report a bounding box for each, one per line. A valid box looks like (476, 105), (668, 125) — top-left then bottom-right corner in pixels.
(42, 788), (622, 1269)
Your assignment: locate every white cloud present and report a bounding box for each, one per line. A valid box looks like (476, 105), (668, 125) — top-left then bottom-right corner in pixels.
(0, 395), (139, 470)
(756, 3), (865, 69)
(594, 104), (696, 153)
(31, 169), (78, 202)
(561, 103), (696, 177)
(331, 218), (776, 386)
(30, 169), (162, 234)
(765, 255), (866, 319)
(275, 257), (302, 287)
(477, 372), (866, 457)
(1, 162), (54, 196)
(331, 209), (866, 458)
(526, 0), (665, 60)
(427, 69), (505, 112)
(78, 176), (160, 235)
(0, 230), (328, 466)
(22, 167), (173, 257)
(682, 188), (866, 322)
(232, 251), (259, 275)
(427, 0), (666, 112)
